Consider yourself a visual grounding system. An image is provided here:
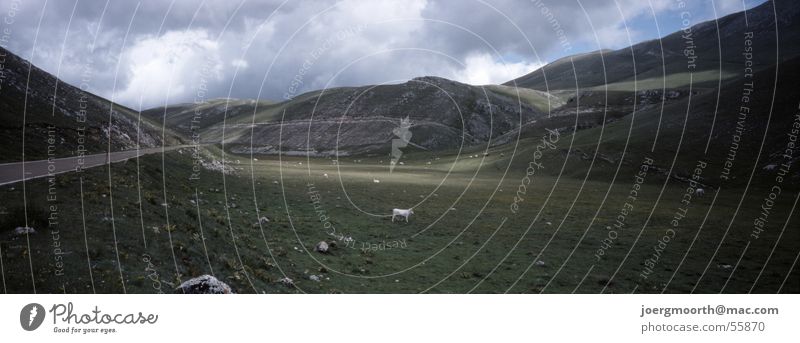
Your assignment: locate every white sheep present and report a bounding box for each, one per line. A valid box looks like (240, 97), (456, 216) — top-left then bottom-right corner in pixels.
(392, 208), (414, 222)
(695, 188), (705, 197)
(373, 178), (380, 183)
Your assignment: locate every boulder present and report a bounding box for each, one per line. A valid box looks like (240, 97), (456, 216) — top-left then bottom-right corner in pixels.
(175, 275), (233, 294)
(314, 241), (330, 253)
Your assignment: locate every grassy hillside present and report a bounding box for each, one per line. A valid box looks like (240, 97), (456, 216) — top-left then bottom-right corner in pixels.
(0, 144), (796, 293)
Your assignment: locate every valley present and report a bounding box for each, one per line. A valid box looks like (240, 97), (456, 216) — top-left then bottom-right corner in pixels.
(0, 0), (798, 294)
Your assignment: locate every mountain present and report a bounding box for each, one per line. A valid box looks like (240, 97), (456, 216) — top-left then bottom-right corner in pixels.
(506, 0), (800, 92)
(0, 46), (181, 163)
(154, 77), (554, 156)
(138, 0), (799, 164)
(140, 98), (274, 139)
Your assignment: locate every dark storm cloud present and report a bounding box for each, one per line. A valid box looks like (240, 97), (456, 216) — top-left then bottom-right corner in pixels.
(1, 0), (747, 109)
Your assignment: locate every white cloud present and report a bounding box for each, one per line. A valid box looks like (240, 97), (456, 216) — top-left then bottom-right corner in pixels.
(113, 30), (223, 109)
(451, 53), (542, 85)
(231, 59), (249, 69)
(7, 0), (760, 107)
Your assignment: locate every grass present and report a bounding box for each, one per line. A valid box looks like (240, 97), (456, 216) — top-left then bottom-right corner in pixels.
(485, 85), (567, 112)
(586, 69), (737, 92)
(0, 141), (796, 294)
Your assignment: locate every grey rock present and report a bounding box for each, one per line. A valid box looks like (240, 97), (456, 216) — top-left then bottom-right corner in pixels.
(314, 241), (330, 253)
(13, 227), (36, 235)
(176, 275), (234, 294)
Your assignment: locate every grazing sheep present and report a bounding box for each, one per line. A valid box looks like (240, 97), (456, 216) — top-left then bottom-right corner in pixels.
(695, 188), (705, 197)
(259, 216), (270, 225)
(323, 173), (329, 178)
(373, 178), (380, 183)
(392, 208), (414, 222)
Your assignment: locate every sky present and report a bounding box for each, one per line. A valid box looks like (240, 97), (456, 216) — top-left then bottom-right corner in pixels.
(0, 0), (767, 110)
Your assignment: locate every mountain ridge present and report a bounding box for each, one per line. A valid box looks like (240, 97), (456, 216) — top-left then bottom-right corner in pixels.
(0, 46), (182, 162)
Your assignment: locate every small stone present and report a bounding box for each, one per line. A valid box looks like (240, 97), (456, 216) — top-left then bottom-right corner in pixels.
(278, 277), (294, 287)
(13, 227), (36, 235)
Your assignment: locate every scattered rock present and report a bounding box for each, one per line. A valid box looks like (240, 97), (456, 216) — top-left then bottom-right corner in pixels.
(278, 277), (294, 287)
(176, 275), (233, 294)
(315, 241), (330, 253)
(13, 227), (36, 235)
(309, 275), (321, 282)
(259, 216), (270, 225)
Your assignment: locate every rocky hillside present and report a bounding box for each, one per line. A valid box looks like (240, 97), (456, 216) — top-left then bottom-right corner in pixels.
(141, 98), (274, 139)
(0, 46), (181, 162)
(142, 1), (800, 159)
(159, 77), (549, 156)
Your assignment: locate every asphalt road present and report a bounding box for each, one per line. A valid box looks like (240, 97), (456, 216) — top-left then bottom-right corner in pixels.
(0, 146), (186, 186)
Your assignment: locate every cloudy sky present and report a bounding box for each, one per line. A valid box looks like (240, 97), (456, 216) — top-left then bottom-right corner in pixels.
(2, 0), (765, 110)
